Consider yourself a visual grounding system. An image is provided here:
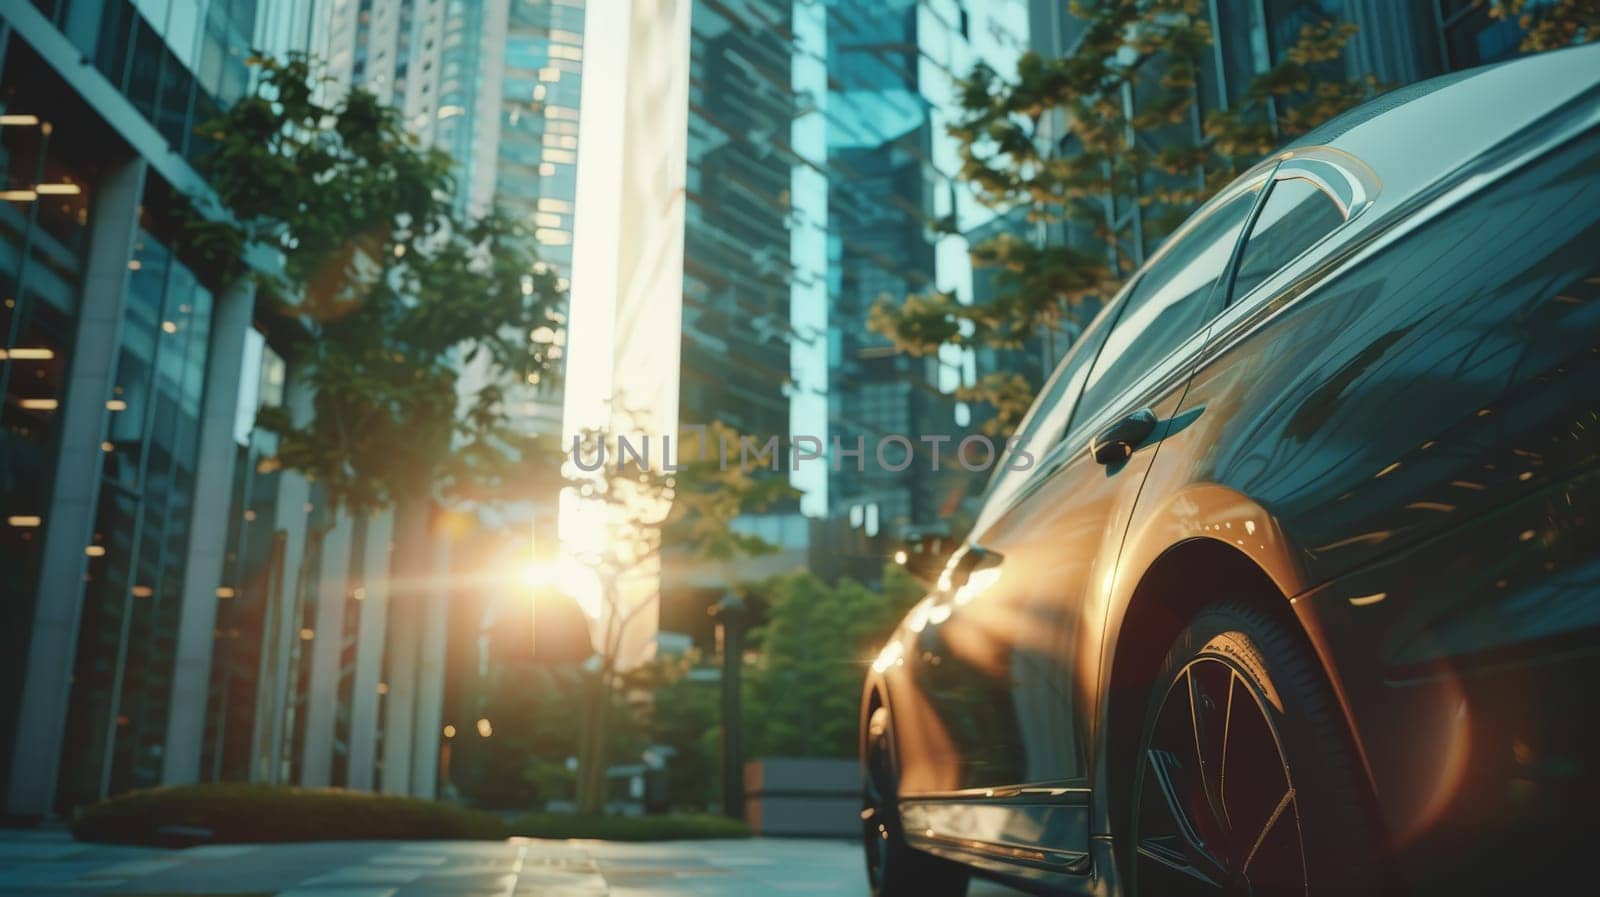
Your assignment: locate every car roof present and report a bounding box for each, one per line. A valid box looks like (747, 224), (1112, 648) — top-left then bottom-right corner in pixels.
(1295, 43), (1600, 217)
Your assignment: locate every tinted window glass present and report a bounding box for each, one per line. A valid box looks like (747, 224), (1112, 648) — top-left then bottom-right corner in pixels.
(1230, 177), (1345, 303)
(1073, 187), (1259, 431)
(1007, 322), (1105, 461)
(974, 311), (1116, 533)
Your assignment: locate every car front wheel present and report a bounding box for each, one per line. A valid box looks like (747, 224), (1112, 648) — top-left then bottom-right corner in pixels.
(862, 705), (968, 897)
(1129, 603), (1384, 896)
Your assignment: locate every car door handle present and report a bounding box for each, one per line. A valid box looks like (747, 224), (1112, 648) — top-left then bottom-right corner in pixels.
(1091, 409), (1160, 465)
(940, 543), (1005, 592)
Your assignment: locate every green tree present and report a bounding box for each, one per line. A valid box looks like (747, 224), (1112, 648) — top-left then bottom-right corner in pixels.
(608, 568), (922, 813)
(870, 1), (1377, 435)
(181, 54), (565, 512)
(743, 566), (923, 758)
(451, 663), (583, 810)
(565, 419), (796, 813)
(622, 652), (723, 811)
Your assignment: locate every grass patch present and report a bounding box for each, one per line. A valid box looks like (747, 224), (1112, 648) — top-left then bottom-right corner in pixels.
(508, 812), (751, 842)
(72, 784), (504, 846)
(71, 784), (752, 846)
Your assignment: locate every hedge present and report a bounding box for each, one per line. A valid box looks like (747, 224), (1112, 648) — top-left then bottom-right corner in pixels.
(71, 784), (750, 846)
(71, 784), (505, 846)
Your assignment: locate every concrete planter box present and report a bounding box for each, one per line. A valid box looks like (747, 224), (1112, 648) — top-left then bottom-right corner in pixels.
(743, 757), (859, 838)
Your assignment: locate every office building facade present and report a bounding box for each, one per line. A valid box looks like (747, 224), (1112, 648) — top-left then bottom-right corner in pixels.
(1, 0), (455, 816)
(1, 0), (307, 815)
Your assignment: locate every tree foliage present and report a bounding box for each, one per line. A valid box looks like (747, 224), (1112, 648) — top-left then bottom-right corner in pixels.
(451, 663), (588, 810)
(609, 566), (923, 813)
(1489, 0), (1600, 52)
(743, 566), (924, 758)
(185, 55), (565, 512)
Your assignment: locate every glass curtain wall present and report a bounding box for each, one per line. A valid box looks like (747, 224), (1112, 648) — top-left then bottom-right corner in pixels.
(56, 224), (214, 809)
(29, 0), (258, 163)
(330, 514), (368, 787)
(499, 0), (585, 276)
(1437, 0), (1532, 69)
(497, 0), (585, 437)
(0, 39), (98, 798)
(681, 0), (796, 441)
(824, 0), (1026, 537)
(283, 486), (329, 785)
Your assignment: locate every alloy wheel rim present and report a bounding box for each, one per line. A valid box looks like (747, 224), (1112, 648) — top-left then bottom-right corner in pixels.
(1133, 656), (1308, 896)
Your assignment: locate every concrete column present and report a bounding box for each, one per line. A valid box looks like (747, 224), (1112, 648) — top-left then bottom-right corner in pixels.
(410, 537), (450, 798)
(161, 277), (256, 785)
(379, 502), (426, 795)
(298, 510), (355, 787)
(249, 372), (314, 784)
(378, 595), (417, 795)
(345, 508), (394, 791)
(6, 158), (146, 818)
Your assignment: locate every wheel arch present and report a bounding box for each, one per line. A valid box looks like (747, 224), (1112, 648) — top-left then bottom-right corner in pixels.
(1099, 535), (1392, 876)
(1098, 536), (1304, 843)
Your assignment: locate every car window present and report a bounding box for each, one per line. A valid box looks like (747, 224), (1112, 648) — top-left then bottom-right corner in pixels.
(1004, 318), (1108, 465)
(1071, 185), (1260, 435)
(1229, 176), (1346, 303)
(972, 308), (1117, 534)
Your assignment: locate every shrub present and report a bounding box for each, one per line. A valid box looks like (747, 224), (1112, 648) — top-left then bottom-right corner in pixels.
(70, 784), (751, 846)
(71, 784), (504, 846)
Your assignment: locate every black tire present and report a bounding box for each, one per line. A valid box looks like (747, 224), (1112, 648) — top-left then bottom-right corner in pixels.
(1128, 603), (1385, 897)
(862, 705), (969, 897)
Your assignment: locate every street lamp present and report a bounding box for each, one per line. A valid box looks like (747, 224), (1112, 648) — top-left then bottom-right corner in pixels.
(709, 591), (747, 822)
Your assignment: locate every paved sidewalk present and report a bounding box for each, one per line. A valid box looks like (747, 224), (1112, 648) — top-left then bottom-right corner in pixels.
(0, 830), (1028, 896)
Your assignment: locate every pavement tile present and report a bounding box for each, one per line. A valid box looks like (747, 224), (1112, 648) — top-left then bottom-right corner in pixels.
(0, 861), (100, 886)
(368, 854), (447, 867)
(84, 858), (185, 877)
(0, 842), (88, 860)
(274, 889), (397, 897)
(299, 867), (425, 886)
(186, 845), (260, 858)
(0, 832), (1039, 895)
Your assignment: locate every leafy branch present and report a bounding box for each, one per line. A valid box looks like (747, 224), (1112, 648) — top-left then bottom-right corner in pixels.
(188, 54), (565, 512)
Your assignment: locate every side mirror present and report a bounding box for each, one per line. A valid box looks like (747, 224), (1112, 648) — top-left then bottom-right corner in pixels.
(893, 534), (955, 587)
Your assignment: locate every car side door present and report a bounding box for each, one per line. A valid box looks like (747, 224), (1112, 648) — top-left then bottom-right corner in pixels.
(893, 175), (1268, 878)
(892, 310), (1116, 798)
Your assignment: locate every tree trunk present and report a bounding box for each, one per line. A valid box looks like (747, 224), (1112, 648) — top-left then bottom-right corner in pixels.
(574, 665), (612, 814)
(575, 590), (620, 815)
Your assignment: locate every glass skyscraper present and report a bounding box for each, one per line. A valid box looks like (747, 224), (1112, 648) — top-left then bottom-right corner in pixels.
(679, 0), (799, 446)
(493, 0), (584, 438)
(822, 0), (1030, 543)
(317, 0), (582, 439)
